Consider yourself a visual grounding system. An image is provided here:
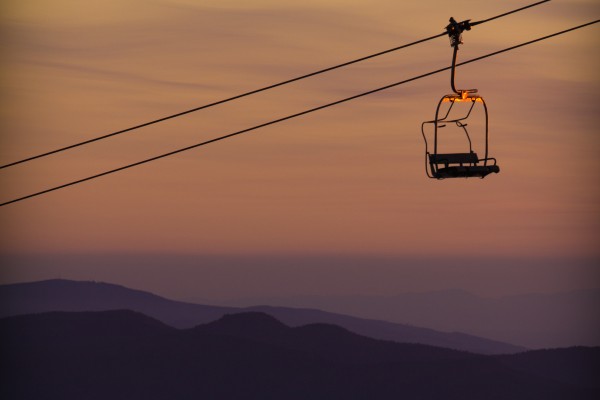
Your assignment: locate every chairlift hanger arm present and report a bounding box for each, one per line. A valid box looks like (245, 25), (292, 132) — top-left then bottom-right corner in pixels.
(446, 17), (478, 95)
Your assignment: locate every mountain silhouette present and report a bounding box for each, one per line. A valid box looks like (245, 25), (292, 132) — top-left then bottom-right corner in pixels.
(0, 279), (524, 354)
(0, 278), (235, 327)
(227, 289), (600, 348)
(1, 311), (597, 400)
(199, 311), (289, 339)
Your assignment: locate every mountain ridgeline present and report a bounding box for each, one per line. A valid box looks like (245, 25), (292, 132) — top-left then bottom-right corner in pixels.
(223, 289), (600, 348)
(1, 310), (598, 400)
(0, 279), (524, 354)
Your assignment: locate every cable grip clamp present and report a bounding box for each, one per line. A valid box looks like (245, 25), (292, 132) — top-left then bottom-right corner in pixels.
(446, 17), (472, 48)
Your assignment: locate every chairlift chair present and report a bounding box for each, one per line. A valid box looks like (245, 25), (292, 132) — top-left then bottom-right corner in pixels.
(421, 18), (500, 179)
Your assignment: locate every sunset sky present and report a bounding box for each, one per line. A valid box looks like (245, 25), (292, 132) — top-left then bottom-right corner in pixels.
(1, 0), (598, 300)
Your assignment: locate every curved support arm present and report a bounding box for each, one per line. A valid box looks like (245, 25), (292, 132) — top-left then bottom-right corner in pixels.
(451, 46), (460, 95)
(450, 46), (478, 96)
(455, 121), (473, 154)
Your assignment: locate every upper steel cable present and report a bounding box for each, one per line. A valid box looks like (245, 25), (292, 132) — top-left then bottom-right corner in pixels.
(1, 18), (597, 208)
(0, 33), (445, 170)
(0, 1), (551, 170)
(471, 0), (550, 26)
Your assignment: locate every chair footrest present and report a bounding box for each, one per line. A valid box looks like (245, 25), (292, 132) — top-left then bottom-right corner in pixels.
(433, 165), (500, 179)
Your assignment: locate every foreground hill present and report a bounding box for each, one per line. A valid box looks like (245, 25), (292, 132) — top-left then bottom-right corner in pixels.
(0, 279), (524, 354)
(1, 311), (597, 400)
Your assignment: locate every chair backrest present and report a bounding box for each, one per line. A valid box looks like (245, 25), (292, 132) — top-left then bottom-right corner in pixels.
(429, 152), (478, 166)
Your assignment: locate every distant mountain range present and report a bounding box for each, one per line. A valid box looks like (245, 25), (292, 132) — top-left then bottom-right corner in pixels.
(218, 289), (600, 348)
(1, 310), (598, 400)
(0, 279), (523, 354)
